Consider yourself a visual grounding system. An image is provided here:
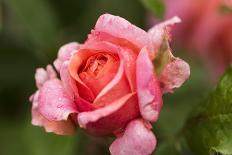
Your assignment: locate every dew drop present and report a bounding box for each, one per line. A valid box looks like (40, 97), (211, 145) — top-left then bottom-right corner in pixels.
(57, 104), (63, 108)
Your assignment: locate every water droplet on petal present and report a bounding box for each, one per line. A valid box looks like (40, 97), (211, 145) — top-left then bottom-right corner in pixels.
(57, 104), (63, 108)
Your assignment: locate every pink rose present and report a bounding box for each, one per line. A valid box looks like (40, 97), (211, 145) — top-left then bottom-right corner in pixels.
(30, 14), (190, 155)
(150, 0), (232, 77)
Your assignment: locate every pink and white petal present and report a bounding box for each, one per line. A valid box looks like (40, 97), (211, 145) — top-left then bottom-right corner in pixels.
(35, 65), (57, 89)
(94, 14), (151, 49)
(78, 93), (135, 128)
(54, 42), (80, 71)
(136, 47), (163, 122)
(109, 119), (156, 155)
(38, 79), (78, 121)
(159, 58), (190, 93)
(30, 91), (75, 135)
(148, 16), (181, 57)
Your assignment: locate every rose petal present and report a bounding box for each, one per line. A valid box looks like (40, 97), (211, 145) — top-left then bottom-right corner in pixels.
(93, 57), (132, 108)
(148, 16), (181, 57)
(35, 65), (57, 89)
(136, 47), (162, 122)
(109, 119), (156, 155)
(78, 93), (139, 135)
(38, 79), (78, 121)
(32, 109), (76, 135)
(95, 14), (151, 49)
(30, 91), (75, 135)
(86, 31), (140, 52)
(153, 37), (190, 93)
(81, 40), (120, 54)
(78, 93), (134, 128)
(54, 42), (80, 71)
(94, 58), (125, 102)
(60, 61), (79, 99)
(62, 59), (97, 112)
(159, 58), (190, 93)
(75, 97), (97, 112)
(119, 47), (137, 91)
(69, 51), (95, 102)
(148, 16), (190, 93)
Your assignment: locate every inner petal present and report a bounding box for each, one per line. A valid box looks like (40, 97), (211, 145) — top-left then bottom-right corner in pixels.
(79, 53), (119, 96)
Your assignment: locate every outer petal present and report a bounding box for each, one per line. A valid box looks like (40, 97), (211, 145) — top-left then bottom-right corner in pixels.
(148, 16), (181, 57)
(109, 119), (156, 155)
(154, 39), (190, 93)
(30, 91), (75, 135)
(54, 42), (80, 71)
(94, 14), (151, 49)
(38, 79), (78, 121)
(149, 17), (190, 93)
(86, 31), (140, 52)
(136, 47), (162, 122)
(78, 93), (139, 135)
(159, 58), (190, 93)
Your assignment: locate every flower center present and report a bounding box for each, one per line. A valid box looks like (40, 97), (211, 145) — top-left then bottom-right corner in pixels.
(83, 55), (108, 77)
(79, 53), (119, 96)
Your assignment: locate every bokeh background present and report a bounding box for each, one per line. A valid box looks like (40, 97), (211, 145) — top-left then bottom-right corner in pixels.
(1, 0), (228, 154)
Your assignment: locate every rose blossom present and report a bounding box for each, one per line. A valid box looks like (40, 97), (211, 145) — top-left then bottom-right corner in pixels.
(29, 14), (190, 155)
(150, 0), (232, 78)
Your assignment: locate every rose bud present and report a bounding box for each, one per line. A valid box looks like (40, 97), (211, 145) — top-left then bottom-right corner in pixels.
(29, 14), (190, 155)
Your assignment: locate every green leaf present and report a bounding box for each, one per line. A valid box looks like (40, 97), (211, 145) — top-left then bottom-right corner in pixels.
(184, 66), (232, 155)
(140, 0), (165, 19)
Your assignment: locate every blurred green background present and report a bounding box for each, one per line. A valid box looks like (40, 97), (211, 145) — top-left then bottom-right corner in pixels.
(0, 0), (212, 154)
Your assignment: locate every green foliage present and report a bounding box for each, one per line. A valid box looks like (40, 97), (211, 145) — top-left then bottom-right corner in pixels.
(185, 66), (232, 155)
(0, 119), (76, 155)
(6, 0), (59, 48)
(140, 0), (165, 18)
